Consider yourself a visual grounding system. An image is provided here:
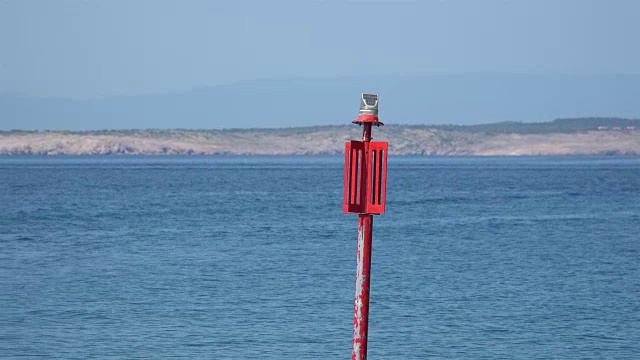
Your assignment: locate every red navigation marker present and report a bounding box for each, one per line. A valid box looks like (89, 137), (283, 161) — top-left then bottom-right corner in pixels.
(343, 93), (388, 360)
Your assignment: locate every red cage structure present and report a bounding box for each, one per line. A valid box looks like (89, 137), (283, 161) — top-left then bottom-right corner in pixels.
(344, 141), (388, 215)
(343, 93), (388, 360)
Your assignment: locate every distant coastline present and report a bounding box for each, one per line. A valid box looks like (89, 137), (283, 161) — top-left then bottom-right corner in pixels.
(1, 118), (639, 156)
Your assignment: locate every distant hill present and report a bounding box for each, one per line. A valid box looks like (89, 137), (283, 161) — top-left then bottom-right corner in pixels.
(428, 117), (640, 134)
(2, 74), (640, 130)
(2, 118), (639, 156)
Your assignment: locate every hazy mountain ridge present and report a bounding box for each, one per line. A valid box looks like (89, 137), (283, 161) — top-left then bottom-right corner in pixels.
(2, 118), (639, 156)
(3, 74), (640, 130)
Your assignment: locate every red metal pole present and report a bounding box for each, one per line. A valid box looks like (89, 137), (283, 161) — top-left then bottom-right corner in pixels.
(353, 213), (373, 360)
(352, 122), (373, 360)
(345, 94), (386, 359)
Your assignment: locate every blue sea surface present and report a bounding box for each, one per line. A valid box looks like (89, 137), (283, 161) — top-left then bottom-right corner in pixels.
(1, 156), (639, 359)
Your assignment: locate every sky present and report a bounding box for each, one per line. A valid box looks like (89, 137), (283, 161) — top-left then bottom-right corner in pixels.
(1, 0), (639, 100)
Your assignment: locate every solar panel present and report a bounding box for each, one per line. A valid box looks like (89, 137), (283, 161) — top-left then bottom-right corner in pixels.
(362, 93), (378, 107)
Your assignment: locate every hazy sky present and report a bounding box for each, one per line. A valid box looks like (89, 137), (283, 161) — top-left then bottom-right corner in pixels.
(1, 0), (639, 99)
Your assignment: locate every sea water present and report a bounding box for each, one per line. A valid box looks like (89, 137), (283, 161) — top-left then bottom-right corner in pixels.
(1, 156), (639, 359)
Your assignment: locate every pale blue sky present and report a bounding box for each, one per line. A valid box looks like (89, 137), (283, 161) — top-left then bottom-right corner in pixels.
(0, 0), (639, 99)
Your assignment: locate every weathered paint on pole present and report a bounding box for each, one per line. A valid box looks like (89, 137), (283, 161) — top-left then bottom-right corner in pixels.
(353, 214), (373, 360)
(343, 93), (388, 360)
